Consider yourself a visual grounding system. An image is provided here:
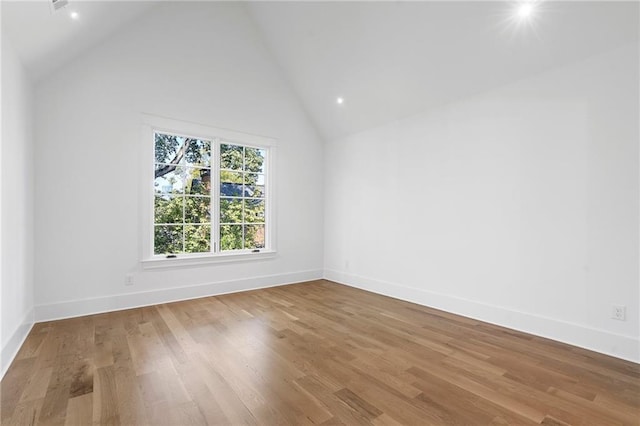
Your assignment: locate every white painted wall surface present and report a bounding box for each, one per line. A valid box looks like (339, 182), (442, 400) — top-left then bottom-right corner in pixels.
(1, 35), (35, 376)
(34, 2), (324, 319)
(324, 43), (639, 362)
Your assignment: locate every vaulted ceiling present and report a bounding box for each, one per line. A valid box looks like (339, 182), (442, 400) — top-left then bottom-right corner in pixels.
(3, 1), (638, 141)
(246, 1), (638, 140)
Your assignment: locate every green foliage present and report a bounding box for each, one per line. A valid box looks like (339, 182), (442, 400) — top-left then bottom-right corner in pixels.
(244, 147), (266, 173)
(220, 144), (266, 173)
(220, 225), (243, 251)
(221, 144), (243, 170)
(244, 225), (265, 249)
(220, 198), (242, 223)
(185, 139), (211, 167)
(154, 225), (182, 254)
(155, 133), (180, 164)
(154, 224), (211, 254)
(184, 225), (210, 253)
(185, 197), (210, 223)
(244, 199), (265, 223)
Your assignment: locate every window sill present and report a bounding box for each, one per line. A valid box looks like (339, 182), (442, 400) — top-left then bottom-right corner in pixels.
(141, 250), (277, 270)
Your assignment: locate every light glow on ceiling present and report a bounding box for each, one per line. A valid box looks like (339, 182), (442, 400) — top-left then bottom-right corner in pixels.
(518, 3), (534, 19)
(336, 97), (344, 105)
(70, 11), (79, 20)
(499, 0), (545, 35)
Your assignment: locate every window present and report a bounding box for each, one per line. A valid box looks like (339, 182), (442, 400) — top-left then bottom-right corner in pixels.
(219, 144), (267, 251)
(154, 134), (213, 254)
(142, 115), (275, 267)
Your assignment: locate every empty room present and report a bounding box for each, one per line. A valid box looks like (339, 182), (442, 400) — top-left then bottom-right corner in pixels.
(1, 0), (638, 424)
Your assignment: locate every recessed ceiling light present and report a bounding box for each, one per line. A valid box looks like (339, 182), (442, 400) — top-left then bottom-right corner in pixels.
(336, 97), (344, 105)
(517, 3), (534, 19)
(70, 11), (79, 20)
(502, 1), (542, 33)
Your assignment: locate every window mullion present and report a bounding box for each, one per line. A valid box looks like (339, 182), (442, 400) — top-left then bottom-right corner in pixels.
(213, 139), (221, 253)
(242, 146), (248, 250)
(182, 194), (186, 253)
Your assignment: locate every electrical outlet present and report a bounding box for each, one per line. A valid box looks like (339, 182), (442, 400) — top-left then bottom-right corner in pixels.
(125, 274), (134, 286)
(611, 305), (626, 321)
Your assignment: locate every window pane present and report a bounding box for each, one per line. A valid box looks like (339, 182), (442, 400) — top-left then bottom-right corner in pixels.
(184, 224), (211, 253)
(220, 224), (243, 251)
(155, 133), (186, 165)
(244, 173), (265, 198)
(220, 144), (243, 170)
(244, 225), (265, 249)
(244, 199), (265, 223)
(220, 170), (243, 196)
(185, 167), (211, 195)
(244, 148), (266, 173)
(185, 196), (210, 224)
(185, 139), (211, 168)
(220, 198), (242, 224)
(154, 166), (186, 195)
(243, 173), (264, 185)
(154, 225), (183, 254)
(155, 196), (183, 224)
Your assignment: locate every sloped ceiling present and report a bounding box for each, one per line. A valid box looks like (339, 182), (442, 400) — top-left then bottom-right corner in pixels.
(1, 0), (158, 82)
(245, 1), (639, 140)
(3, 1), (638, 141)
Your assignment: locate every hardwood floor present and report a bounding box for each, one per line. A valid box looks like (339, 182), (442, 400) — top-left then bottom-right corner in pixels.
(1, 280), (639, 425)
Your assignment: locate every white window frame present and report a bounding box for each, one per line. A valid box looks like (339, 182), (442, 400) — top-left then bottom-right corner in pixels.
(140, 114), (277, 269)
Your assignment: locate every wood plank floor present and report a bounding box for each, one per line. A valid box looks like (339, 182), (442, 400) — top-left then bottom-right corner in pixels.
(1, 280), (639, 425)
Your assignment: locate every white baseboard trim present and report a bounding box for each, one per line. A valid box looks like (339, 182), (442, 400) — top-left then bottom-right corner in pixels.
(1, 308), (35, 380)
(35, 269), (323, 322)
(324, 269), (640, 364)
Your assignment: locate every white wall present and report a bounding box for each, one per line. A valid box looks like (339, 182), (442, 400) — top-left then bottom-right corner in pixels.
(324, 43), (639, 362)
(1, 35), (35, 376)
(34, 2), (324, 319)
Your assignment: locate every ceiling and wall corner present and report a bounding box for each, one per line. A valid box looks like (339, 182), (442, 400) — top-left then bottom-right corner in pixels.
(0, 1), (638, 364)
